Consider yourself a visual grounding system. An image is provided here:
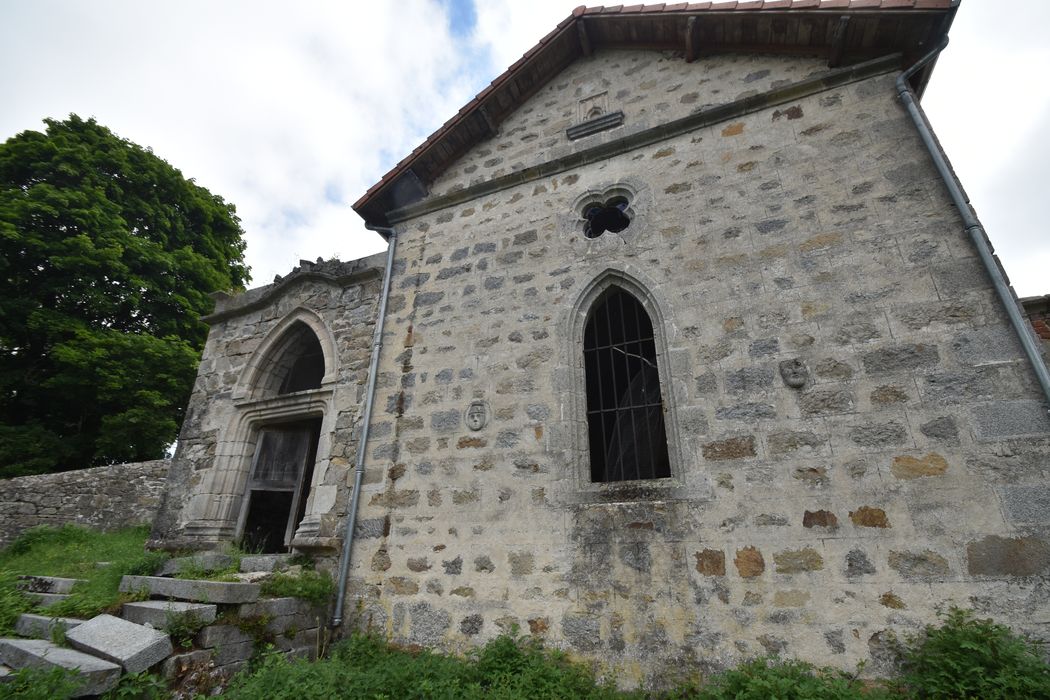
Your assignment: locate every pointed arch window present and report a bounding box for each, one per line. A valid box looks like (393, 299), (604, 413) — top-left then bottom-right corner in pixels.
(583, 287), (671, 482)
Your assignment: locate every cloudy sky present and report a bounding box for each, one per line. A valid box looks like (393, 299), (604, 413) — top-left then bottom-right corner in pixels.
(2, 0), (1047, 297)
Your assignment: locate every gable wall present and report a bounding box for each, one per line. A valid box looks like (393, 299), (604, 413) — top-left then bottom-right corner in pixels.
(342, 53), (1050, 686)
(150, 262), (382, 549)
(430, 50), (829, 199)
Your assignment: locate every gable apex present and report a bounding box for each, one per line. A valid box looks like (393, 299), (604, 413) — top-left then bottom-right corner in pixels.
(354, 0), (958, 226)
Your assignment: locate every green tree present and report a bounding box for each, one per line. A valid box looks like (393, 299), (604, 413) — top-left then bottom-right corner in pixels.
(0, 115), (249, 477)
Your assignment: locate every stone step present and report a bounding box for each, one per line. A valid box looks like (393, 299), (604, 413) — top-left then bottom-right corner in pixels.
(26, 592), (70, 609)
(16, 575), (84, 594)
(122, 600), (217, 630)
(0, 638), (121, 697)
(66, 614), (172, 674)
(14, 613), (84, 639)
(157, 553), (233, 577)
(239, 554), (292, 573)
(120, 575), (260, 604)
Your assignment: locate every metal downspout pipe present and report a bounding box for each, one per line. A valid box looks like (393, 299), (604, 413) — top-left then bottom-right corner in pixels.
(896, 38), (1050, 410)
(331, 223), (398, 628)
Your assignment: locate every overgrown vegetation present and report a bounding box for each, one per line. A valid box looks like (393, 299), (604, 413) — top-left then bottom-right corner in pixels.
(259, 569), (333, 607)
(221, 632), (633, 700)
(896, 607), (1050, 699)
(3, 527), (1048, 699)
(0, 666), (79, 700)
(0, 524), (166, 633)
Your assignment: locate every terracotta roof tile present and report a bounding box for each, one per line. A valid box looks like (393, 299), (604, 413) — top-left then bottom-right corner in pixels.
(790, 0), (821, 8)
(763, 1), (794, 9)
(914, 0), (952, 8)
(848, 0), (883, 8)
(664, 3), (690, 10)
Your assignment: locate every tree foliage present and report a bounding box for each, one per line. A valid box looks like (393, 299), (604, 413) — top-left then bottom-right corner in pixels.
(0, 115), (248, 477)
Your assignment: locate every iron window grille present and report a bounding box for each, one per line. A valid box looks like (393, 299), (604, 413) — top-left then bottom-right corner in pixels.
(583, 286), (671, 482)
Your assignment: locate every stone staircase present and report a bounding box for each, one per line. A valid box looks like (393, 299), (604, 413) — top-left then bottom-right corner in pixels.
(0, 554), (327, 697)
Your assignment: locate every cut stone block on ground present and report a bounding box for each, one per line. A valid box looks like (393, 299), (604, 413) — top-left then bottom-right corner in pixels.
(0, 638), (121, 697)
(119, 575), (260, 604)
(65, 614), (172, 674)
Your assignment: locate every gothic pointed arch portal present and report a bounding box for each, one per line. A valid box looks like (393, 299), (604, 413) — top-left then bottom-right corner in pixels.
(188, 309), (339, 552)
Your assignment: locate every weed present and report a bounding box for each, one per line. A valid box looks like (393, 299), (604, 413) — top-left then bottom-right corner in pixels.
(671, 657), (886, 700)
(0, 666), (79, 700)
(165, 608), (208, 649)
(100, 670), (169, 700)
(259, 569), (333, 607)
(897, 606), (1050, 699)
(0, 571), (33, 636)
(0, 525), (167, 633)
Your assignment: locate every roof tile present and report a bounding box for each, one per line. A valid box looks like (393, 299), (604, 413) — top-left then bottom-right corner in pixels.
(848, 0), (883, 8)
(791, 0), (820, 7)
(664, 2), (690, 9)
(621, 5), (646, 12)
(762, 1), (794, 8)
(879, 0), (916, 8)
(914, 0), (951, 7)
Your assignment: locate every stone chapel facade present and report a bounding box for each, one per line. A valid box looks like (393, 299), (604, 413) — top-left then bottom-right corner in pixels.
(151, 1), (1050, 685)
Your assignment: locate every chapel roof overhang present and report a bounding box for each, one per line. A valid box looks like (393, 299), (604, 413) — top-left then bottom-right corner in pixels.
(354, 0), (959, 227)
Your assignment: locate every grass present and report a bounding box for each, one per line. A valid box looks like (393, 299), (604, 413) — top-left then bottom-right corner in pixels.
(0, 524), (167, 632)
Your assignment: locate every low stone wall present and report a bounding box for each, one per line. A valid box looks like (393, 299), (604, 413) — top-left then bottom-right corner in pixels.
(0, 460), (170, 547)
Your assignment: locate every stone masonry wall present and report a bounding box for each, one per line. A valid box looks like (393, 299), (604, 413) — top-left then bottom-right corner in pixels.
(431, 52), (828, 199)
(338, 49), (1050, 688)
(151, 257), (383, 549)
(0, 460), (170, 547)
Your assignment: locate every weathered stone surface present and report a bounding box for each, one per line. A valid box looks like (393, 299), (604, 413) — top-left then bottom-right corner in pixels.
(239, 554), (292, 573)
(0, 460), (169, 548)
(15, 614), (83, 639)
(802, 510), (838, 529)
(999, 485), (1050, 525)
(734, 547), (764, 578)
(702, 436), (756, 461)
(725, 367), (774, 393)
(66, 614), (172, 674)
(715, 403), (776, 421)
(845, 549), (875, 577)
(119, 576), (260, 604)
(16, 576), (84, 594)
(920, 416), (958, 442)
(159, 553), (233, 577)
(460, 614), (483, 636)
(966, 535), (1050, 577)
(562, 613), (600, 651)
(798, 389), (853, 416)
(196, 624), (253, 649)
(891, 453), (948, 479)
(767, 431), (824, 455)
(888, 550), (950, 579)
(879, 592), (906, 609)
(694, 549), (726, 576)
(0, 638), (121, 696)
(972, 400), (1050, 440)
(849, 421), (907, 447)
(121, 601), (217, 630)
(860, 344), (939, 374)
(773, 548), (823, 573)
(849, 507), (889, 528)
